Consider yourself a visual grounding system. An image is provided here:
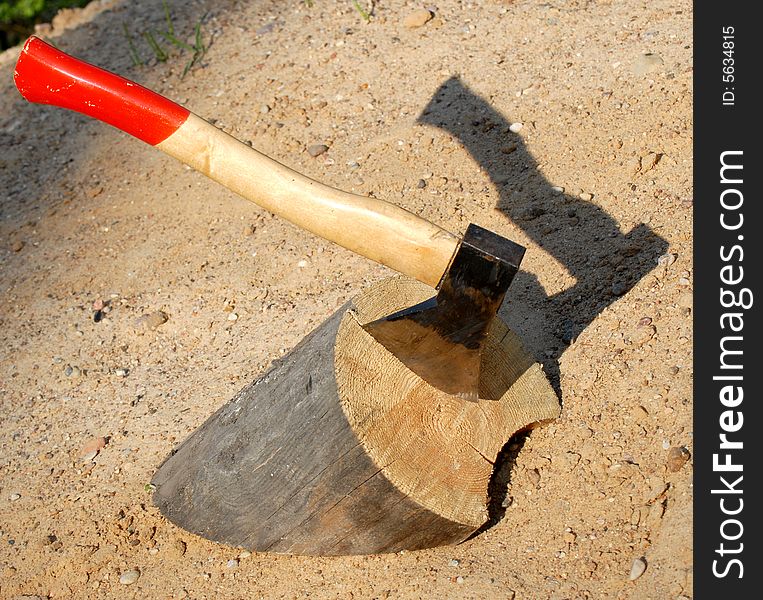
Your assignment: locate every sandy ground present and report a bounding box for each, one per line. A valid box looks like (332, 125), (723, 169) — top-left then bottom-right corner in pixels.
(0, 0), (692, 598)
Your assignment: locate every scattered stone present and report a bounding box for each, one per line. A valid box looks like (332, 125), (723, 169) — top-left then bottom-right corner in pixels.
(92, 298), (105, 311)
(455, 576), (465, 584)
(307, 143), (329, 157)
(448, 558), (460, 567)
(630, 324), (656, 347)
(81, 450), (98, 462)
(643, 152), (662, 171)
(677, 276), (691, 287)
(149, 547), (159, 555)
(297, 259), (308, 268)
(551, 186), (564, 194)
(645, 478), (668, 503)
(579, 192), (593, 201)
(560, 319), (576, 344)
(501, 144), (517, 154)
(667, 446), (691, 472)
(563, 531), (576, 544)
(518, 206), (546, 221)
(629, 557), (647, 580)
(509, 122), (524, 133)
(611, 281), (627, 296)
(226, 559), (239, 568)
(9, 493), (21, 501)
(80, 436), (108, 458)
(417, 179), (427, 189)
(119, 569), (140, 585)
(528, 468), (541, 487)
(657, 252), (677, 267)
(134, 311), (168, 331)
(11, 240), (24, 252)
(260, 104), (271, 114)
(63, 364), (82, 378)
(115, 368), (129, 377)
(227, 312), (239, 322)
(239, 550), (252, 559)
(632, 53), (664, 75)
(403, 9), (433, 28)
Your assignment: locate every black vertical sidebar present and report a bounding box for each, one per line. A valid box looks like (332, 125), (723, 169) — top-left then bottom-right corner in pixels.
(694, 3), (760, 597)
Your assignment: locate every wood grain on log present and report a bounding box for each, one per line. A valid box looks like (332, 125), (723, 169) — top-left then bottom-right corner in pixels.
(152, 277), (560, 555)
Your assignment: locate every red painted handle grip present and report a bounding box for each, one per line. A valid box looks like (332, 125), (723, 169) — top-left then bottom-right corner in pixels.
(14, 37), (189, 146)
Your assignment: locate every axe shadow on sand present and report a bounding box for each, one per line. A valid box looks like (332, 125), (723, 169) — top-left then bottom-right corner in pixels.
(418, 76), (669, 529)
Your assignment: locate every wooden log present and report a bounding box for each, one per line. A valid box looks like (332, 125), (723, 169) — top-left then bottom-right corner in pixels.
(152, 277), (560, 555)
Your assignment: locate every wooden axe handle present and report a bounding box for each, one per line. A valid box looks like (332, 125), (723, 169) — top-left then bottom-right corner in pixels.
(14, 37), (459, 288)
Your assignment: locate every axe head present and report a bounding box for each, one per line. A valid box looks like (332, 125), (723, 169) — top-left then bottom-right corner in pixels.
(363, 224), (525, 401)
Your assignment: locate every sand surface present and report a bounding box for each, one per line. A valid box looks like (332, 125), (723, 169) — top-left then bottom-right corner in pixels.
(1, 0), (692, 597)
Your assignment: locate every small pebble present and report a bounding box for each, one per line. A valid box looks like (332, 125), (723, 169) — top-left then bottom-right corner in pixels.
(632, 53), (664, 75)
(630, 324), (656, 346)
(80, 436), (108, 457)
(528, 468), (541, 487)
(81, 450), (98, 462)
(579, 192), (593, 201)
(297, 259), (308, 268)
(657, 253), (677, 267)
(611, 281), (627, 296)
(260, 104), (271, 114)
(509, 122), (523, 133)
(9, 493), (21, 501)
(226, 559), (239, 568)
(119, 569), (140, 585)
(417, 179), (427, 189)
(448, 559), (460, 567)
(92, 298), (105, 311)
(517, 206), (546, 221)
(551, 186), (564, 194)
(11, 240), (24, 252)
(677, 277), (690, 286)
(227, 312), (239, 322)
(134, 311), (169, 331)
(307, 144), (329, 157)
(239, 550), (252, 559)
(149, 547), (159, 555)
(403, 9), (433, 28)
(637, 317), (652, 327)
(629, 557), (647, 580)
(115, 368), (129, 377)
(666, 446), (691, 472)
(455, 576), (464, 584)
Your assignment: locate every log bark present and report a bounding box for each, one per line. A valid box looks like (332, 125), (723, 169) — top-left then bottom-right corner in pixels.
(152, 277), (560, 555)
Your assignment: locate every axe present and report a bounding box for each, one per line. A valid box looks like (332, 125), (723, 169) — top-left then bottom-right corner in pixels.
(14, 37), (525, 400)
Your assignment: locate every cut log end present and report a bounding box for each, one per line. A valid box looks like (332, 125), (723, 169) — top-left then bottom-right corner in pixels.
(152, 277), (560, 555)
